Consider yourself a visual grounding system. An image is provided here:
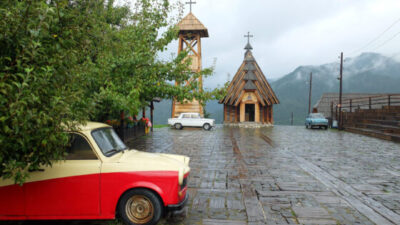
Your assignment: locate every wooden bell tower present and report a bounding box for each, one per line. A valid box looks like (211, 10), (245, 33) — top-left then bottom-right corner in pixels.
(172, 7), (209, 118)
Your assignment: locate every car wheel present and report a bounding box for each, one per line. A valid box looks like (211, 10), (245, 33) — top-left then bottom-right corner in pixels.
(174, 123), (182, 130)
(118, 189), (163, 225)
(203, 123), (211, 130)
(324, 126), (328, 130)
(305, 124), (309, 129)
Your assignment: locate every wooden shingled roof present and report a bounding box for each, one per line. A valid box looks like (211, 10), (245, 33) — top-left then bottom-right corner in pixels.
(177, 12), (209, 37)
(220, 47), (279, 106)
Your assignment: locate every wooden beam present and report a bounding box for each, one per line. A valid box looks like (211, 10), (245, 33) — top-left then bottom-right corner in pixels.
(197, 34), (202, 91)
(224, 63), (247, 104)
(236, 106), (239, 122)
(253, 78), (271, 105)
(270, 106), (274, 124)
(252, 61), (279, 104)
(171, 98), (175, 118)
(254, 90), (266, 106)
(261, 106), (264, 123)
(255, 103), (260, 122)
(234, 90), (245, 107)
(182, 38), (199, 56)
(240, 102), (245, 122)
(223, 104), (226, 122)
(229, 81), (246, 105)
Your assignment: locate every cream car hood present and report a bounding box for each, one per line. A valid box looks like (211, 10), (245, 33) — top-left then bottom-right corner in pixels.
(112, 150), (190, 174)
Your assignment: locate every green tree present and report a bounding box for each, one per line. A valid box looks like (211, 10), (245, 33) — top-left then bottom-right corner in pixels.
(0, 0), (225, 184)
(89, 0), (216, 122)
(0, 0), (107, 183)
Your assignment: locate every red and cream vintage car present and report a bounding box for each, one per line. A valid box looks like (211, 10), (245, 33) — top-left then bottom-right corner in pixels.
(0, 122), (190, 225)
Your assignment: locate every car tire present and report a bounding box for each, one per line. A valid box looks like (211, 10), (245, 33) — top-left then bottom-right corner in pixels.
(305, 124), (309, 129)
(324, 126), (328, 130)
(118, 188), (163, 225)
(203, 123), (211, 131)
(174, 123), (182, 130)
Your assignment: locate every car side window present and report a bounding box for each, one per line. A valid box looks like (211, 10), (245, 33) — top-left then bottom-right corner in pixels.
(191, 114), (200, 119)
(66, 133), (98, 160)
(183, 114), (191, 118)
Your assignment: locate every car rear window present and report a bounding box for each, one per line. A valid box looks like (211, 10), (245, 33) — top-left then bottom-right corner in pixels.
(310, 113), (325, 118)
(191, 114), (200, 118)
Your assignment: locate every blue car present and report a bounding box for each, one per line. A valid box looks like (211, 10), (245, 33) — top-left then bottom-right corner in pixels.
(305, 113), (328, 129)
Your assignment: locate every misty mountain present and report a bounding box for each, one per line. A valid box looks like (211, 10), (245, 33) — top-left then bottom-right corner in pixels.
(152, 52), (400, 125)
(271, 52), (400, 125)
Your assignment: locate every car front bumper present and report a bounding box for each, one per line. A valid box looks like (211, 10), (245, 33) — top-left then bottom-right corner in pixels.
(166, 194), (189, 214)
(310, 123), (328, 126)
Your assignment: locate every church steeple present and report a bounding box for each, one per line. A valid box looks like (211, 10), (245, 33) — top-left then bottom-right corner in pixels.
(244, 42), (253, 51)
(244, 31), (254, 51)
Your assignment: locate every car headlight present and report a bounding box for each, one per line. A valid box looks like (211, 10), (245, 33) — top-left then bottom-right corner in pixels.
(180, 176), (187, 190)
(178, 167), (184, 185)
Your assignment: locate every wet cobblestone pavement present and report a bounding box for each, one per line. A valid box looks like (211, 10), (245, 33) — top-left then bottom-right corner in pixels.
(130, 126), (400, 225)
(2, 126), (400, 225)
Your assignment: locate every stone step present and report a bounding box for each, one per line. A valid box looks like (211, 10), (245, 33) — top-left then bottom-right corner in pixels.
(383, 105), (400, 110)
(349, 109), (400, 114)
(364, 119), (400, 127)
(354, 123), (400, 134)
(347, 115), (400, 121)
(345, 127), (400, 143)
(349, 113), (400, 118)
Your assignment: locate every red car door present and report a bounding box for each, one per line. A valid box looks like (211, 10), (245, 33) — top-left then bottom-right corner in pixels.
(0, 182), (24, 218)
(24, 133), (101, 218)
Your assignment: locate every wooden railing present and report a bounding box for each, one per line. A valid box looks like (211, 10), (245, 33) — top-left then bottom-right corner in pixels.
(330, 94), (400, 120)
(329, 94), (400, 129)
(339, 94), (400, 112)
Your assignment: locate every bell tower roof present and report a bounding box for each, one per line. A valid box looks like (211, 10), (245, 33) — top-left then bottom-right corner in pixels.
(177, 13), (209, 37)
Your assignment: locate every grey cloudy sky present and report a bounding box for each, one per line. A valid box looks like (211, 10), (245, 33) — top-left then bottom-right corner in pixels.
(172, 0), (400, 89)
(121, 0), (400, 88)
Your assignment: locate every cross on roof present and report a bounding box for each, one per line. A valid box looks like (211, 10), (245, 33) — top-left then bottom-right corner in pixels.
(244, 31), (253, 44)
(186, 0), (196, 13)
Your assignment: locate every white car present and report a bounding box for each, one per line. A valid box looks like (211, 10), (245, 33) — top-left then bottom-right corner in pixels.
(168, 113), (215, 130)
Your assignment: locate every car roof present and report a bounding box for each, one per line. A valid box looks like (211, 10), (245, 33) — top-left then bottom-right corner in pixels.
(76, 121), (111, 131)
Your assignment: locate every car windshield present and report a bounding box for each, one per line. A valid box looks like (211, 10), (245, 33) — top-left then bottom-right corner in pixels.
(92, 128), (127, 156)
(310, 113), (325, 118)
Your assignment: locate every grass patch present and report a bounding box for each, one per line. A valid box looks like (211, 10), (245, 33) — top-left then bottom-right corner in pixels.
(153, 124), (169, 128)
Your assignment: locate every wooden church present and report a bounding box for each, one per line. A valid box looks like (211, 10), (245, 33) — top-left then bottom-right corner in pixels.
(220, 36), (279, 124)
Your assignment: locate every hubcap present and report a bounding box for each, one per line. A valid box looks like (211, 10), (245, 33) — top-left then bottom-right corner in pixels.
(126, 195), (154, 224)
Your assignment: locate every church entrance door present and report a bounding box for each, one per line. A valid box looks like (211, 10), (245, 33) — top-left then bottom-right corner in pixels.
(245, 104), (255, 121)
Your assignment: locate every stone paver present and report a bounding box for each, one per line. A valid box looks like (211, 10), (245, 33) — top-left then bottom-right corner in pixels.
(2, 126), (400, 225)
(132, 126), (400, 225)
